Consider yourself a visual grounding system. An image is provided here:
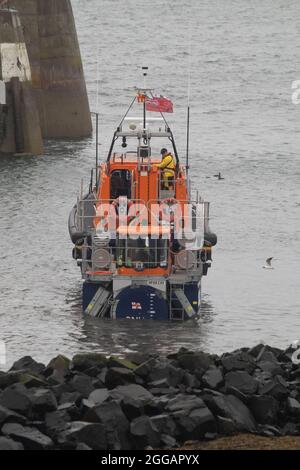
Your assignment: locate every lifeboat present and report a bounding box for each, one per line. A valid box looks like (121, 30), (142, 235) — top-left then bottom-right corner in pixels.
(68, 88), (217, 321)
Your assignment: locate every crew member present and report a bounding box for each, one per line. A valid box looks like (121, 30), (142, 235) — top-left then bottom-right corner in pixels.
(155, 148), (176, 189)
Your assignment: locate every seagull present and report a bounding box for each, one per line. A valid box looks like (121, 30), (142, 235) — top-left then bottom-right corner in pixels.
(263, 258), (274, 270)
(214, 172), (225, 180)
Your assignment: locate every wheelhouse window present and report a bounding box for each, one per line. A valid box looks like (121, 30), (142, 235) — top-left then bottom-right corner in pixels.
(110, 170), (132, 199)
(116, 237), (168, 270)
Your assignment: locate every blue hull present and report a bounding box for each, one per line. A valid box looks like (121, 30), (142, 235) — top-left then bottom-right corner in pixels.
(83, 281), (200, 321)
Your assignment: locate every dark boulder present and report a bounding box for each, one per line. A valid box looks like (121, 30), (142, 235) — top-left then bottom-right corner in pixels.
(83, 401), (130, 450)
(148, 363), (184, 388)
(248, 395), (279, 424)
(166, 394), (206, 413)
(286, 397), (300, 417)
(202, 366), (223, 389)
(177, 352), (214, 373)
(68, 374), (95, 398)
(0, 405), (27, 426)
(88, 388), (110, 406)
(44, 410), (71, 438)
(59, 391), (82, 406)
(44, 356), (71, 384)
(150, 414), (177, 436)
(110, 384), (154, 407)
(29, 388), (58, 416)
(105, 367), (136, 389)
(134, 358), (157, 378)
(57, 421), (107, 450)
(204, 393), (256, 432)
(71, 354), (107, 373)
(260, 376), (289, 400)
(257, 361), (284, 377)
(107, 357), (137, 371)
(172, 406), (216, 440)
(221, 351), (256, 374)
(130, 416), (160, 449)
(120, 396), (143, 420)
(2, 423), (54, 450)
(0, 436), (24, 450)
(216, 416), (237, 436)
(0, 384), (32, 416)
(225, 371), (258, 395)
(10, 357), (45, 376)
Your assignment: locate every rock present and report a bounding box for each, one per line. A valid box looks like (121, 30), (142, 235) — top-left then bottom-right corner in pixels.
(76, 443), (92, 450)
(166, 394), (206, 413)
(161, 434), (177, 448)
(57, 402), (81, 421)
(30, 388), (57, 416)
(177, 352), (214, 373)
(204, 393), (256, 432)
(16, 373), (48, 389)
(83, 401), (130, 450)
(150, 414), (177, 436)
(57, 421), (107, 450)
(110, 384), (154, 407)
(71, 354), (107, 373)
(259, 424), (282, 437)
(202, 367), (223, 389)
(248, 395), (279, 424)
(130, 416), (160, 449)
(248, 344), (266, 358)
(120, 396), (143, 420)
(0, 436), (24, 450)
(60, 391), (82, 406)
(45, 410), (70, 438)
(148, 363), (184, 388)
(105, 367), (136, 389)
(225, 371), (258, 395)
(10, 357), (45, 375)
(69, 375), (95, 398)
(221, 351), (256, 374)
(0, 384), (32, 416)
(0, 405), (27, 426)
(44, 356), (71, 384)
(257, 361), (284, 377)
(182, 372), (200, 389)
(107, 357), (137, 371)
(88, 388), (110, 406)
(134, 358), (157, 378)
(286, 397), (300, 416)
(173, 407), (216, 440)
(260, 376), (289, 400)
(0, 371), (47, 390)
(2, 423), (54, 450)
(216, 416), (237, 436)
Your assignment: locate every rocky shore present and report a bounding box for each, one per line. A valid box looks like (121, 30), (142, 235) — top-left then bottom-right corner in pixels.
(0, 344), (299, 450)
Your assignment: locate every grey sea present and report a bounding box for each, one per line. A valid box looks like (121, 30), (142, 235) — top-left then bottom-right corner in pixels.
(0, 0), (299, 368)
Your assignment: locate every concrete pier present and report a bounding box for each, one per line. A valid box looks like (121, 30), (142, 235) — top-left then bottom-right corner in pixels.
(0, 0), (92, 155)
(0, 6), (43, 155)
(13, 0), (92, 139)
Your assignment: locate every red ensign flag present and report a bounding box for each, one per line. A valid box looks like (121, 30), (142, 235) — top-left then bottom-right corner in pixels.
(146, 96), (174, 113)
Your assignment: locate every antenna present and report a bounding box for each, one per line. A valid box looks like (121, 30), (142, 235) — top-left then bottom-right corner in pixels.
(142, 66), (148, 131)
(186, 28), (192, 176)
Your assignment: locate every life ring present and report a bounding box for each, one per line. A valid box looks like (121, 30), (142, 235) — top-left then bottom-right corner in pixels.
(112, 197), (134, 228)
(160, 198), (179, 224)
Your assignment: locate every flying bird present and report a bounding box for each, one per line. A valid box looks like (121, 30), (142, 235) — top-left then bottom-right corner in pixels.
(263, 258), (274, 270)
(214, 172), (224, 180)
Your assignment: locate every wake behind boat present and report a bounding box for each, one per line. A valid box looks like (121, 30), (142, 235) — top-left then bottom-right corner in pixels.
(68, 85), (217, 321)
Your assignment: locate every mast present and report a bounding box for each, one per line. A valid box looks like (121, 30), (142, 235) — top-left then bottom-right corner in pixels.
(142, 66), (148, 132)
